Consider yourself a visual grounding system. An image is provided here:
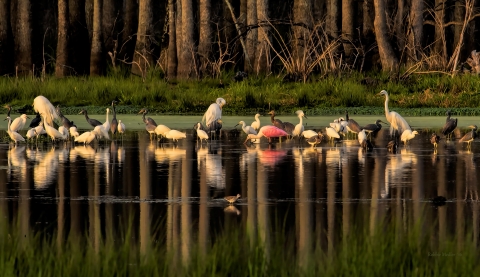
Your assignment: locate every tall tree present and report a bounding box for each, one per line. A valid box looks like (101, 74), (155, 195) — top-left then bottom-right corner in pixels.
(199, 0), (212, 76)
(102, 0), (121, 59)
(120, 0), (138, 62)
(408, 0), (423, 63)
(16, 0), (32, 76)
(293, 0), (313, 62)
(341, 0), (353, 56)
(0, 0), (13, 75)
(69, 0), (90, 75)
(373, 0), (398, 71)
(394, 0), (406, 54)
(327, 0), (339, 38)
(433, 0), (445, 57)
(167, 0), (177, 79)
(178, 0), (196, 78)
(256, 0), (269, 74)
(56, 0), (70, 77)
(90, 0), (104, 75)
(132, 0), (154, 77)
(245, 0), (257, 72)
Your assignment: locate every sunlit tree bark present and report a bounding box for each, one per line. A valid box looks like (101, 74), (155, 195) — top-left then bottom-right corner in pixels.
(198, 0), (211, 76)
(373, 0), (398, 71)
(132, 0), (154, 77)
(167, 0), (177, 79)
(408, 0), (423, 63)
(433, 0), (445, 57)
(341, 0), (353, 56)
(56, 0), (70, 77)
(245, 0), (257, 72)
(16, 0), (32, 76)
(293, 0), (312, 61)
(256, 0), (269, 74)
(395, 0), (406, 54)
(178, 0), (196, 78)
(327, 0), (339, 38)
(90, 0), (104, 75)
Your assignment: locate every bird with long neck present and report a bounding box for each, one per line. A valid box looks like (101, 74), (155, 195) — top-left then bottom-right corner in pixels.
(441, 110), (457, 139)
(292, 110), (307, 137)
(79, 109), (102, 127)
(5, 116), (25, 145)
(111, 100), (118, 135)
(459, 125), (478, 148)
(56, 106), (74, 128)
(268, 110), (284, 130)
(251, 113), (261, 131)
(139, 108), (157, 126)
(378, 90), (411, 137)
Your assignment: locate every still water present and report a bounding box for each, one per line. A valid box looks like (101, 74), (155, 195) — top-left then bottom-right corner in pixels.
(1, 117), (480, 253)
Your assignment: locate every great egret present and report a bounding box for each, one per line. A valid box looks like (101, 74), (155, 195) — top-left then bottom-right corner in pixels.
(75, 130), (99, 145)
(236, 120), (257, 136)
(79, 109), (102, 127)
(164, 130), (187, 142)
(430, 133), (441, 148)
(5, 117), (25, 145)
(155, 125), (171, 140)
(56, 106), (74, 128)
(459, 125), (477, 148)
(10, 114), (30, 132)
(251, 113), (261, 131)
(363, 119), (388, 137)
(44, 120), (67, 143)
(292, 110), (307, 138)
(306, 131), (324, 148)
(400, 130), (419, 145)
(378, 90), (411, 136)
(202, 98), (225, 129)
(325, 126), (340, 142)
(29, 113), (42, 128)
(138, 108), (157, 126)
(441, 110), (457, 139)
(103, 108), (110, 131)
(244, 125), (288, 144)
(224, 194), (241, 204)
(33, 96), (59, 127)
(301, 130), (318, 139)
(111, 100), (118, 136)
(387, 140), (398, 153)
(117, 120), (126, 137)
(94, 125), (110, 140)
(194, 122), (209, 144)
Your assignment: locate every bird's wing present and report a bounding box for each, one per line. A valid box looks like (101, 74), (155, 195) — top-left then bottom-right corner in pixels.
(390, 111), (411, 133)
(203, 103), (221, 127)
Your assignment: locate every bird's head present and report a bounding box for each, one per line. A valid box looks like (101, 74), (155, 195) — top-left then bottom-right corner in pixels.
(268, 110), (275, 115)
(412, 131), (419, 135)
(468, 125), (478, 130)
(4, 116), (11, 121)
(138, 108), (147, 115)
(255, 113), (261, 117)
(106, 108), (110, 113)
(296, 110), (307, 119)
(21, 114), (30, 119)
(378, 90), (388, 96)
(216, 98), (226, 108)
(446, 110), (451, 116)
(78, 110), (85, 115)
(236, 194), (241, 198)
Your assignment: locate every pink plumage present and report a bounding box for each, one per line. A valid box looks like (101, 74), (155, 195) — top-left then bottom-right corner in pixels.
(259, 126), (288, 138)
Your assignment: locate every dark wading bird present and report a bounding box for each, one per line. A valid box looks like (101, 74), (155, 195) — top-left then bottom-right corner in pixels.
(363, 119), (388, 138)
(306, 131), (324, 148)
(459, 125), (478, 148)
(139, 108), (157, 139)
(430, 133), (441, 148)
(110, 100), (118, 136)
(79, 109), (102, 127)
(441, 110), (457, 140)
(29, 112), (42, 128)
(345, 110), (362, 135)
(56, 106), (74, 128)
(268, 110), (294, 138)
(224, 194), (241, 204)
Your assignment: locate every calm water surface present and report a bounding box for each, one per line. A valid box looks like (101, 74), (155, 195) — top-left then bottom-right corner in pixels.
(1, 115), (480, 253)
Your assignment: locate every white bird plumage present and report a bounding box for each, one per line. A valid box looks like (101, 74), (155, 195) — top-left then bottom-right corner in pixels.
(165, 130), (187, 142)
(44, 120), (67, 143)
(26, 129), (36, 141)
(202, 98), (225, 129)
(75, 130), (98, 145)
(400, 130), (419, 145)
(237, 120), (257, 135)
(94, 125), (110, 140)
(103, 108), (110, 131)
(301, 130), (318, 139)
(5, 117), (25, 144)
(357, 129), (367, 146)
(250, 113), (261, 131)
(326, 127), (340, 141)
(378, 90), (411, 136)
(155, 124), (171, 138)
(33, 96), (59, 127)
(195, 122), (209, 143)
(69, 126), (80, 138)
(58, 126), (69, 140)
(118, 120), (126, 135)
(10, 114), (29, 132)
(292, 110), (307, 137)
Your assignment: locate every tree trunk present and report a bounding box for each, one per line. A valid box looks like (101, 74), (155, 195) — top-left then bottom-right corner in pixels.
(256, 0), (269, 74)
(433, 0), (445, 58)
(178, 0), (196, 78)
(90, 0), (104, 75)
(313, 0), (326, 24)
(362, 0), (374, 38)
(245, 0), (257, 72)
(394, 0), (406, 54)
(85, 0), (93, 41)
(198, 0), (211, 76)
(327, 0), (339, 38)
(102, 0), (121, 60)
(0, 0), (14, 75)
(239, 0), (247, 69)
(15, 0), (32, 76)
(167, 0), (177, 78)
(132, 0), (154, 77)
(69, 0), (90, 75)
(373, 0), (398, 71)
(176, 0), (182, 70)
(408, 0), (423, 64)
(120, 0), (137, 63)
(293, 0), (312, 63)
(56, 0), (70, 77)
(341, 0), (354, 56)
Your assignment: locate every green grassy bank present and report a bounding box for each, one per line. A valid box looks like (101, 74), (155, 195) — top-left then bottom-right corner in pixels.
(2, 71), (480, 116)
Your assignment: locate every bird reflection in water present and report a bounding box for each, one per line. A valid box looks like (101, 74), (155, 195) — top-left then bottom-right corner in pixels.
(224, 205), (241, 215)
(383, 148), (417, 199)
(257, 145), (287, 168)
(34, 147), (59, 189)
(8, 145), (27, 182)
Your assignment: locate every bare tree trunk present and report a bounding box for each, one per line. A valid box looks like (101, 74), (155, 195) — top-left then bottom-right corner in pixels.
(120, 0), (137, 62)
(70, 0), (90, 75)
(342, 0), (354, 56)
(245, 0), (257, 72)
(167, 0), (177, 79)
(102, 0), (121, 61)
(90, 0), (104, 75)
(176, 0), (182, 69)
(85, 0), (93, 41)
(56, 0), (70, 77)
(408, 0), (423, 64)
(239, 0), (247, 69)
(395, 0), (406, 54)
(132, 0), (154, 77)
(434, 0), (445, 58)
(16, 0), (32, 76)
(293, 0), (313, 61)
(373, 0), (398, 71)
(313, 0), (326, 23)
(363, 0), (374, 37)
(0, 0), (14, 75)
(199, 0), (211, 76)
(327, 0), (339, 38)
(256, 0), (269, 74)
(178, 0), (196, 78)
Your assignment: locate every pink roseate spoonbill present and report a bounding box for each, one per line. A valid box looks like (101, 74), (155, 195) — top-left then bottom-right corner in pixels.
(250, 113), (261, 131)
(33, 96), (59, 127)
(459, 125), (478, 148)
(292, 110), (307, 138)
(244, 125), (288, 144)
(441, 110), (457, 140)
(400, 130), (419, 145)
(378, 90), (411, 137)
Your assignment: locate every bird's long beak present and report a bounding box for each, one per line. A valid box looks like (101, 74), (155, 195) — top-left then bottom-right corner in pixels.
(78, 111), (83, 114)
(243, 138), (250, 144)
(304, 115), (308, 119)
(468, 125), (476, 129)
(27, 116), (30, 119)
(380, 121), (389, 125)
(234, 124), (239, 128)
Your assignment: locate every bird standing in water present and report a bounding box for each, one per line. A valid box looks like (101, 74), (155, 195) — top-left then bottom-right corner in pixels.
(306, 131), (324, 148)
(430, 133), (441, 148)
(441, 110), (457, 140)
(224, 194), (241, 204)
(378, 90), (411, 137)
(459, 125), (478, 148)
(244, 125), (288, 144)
(251, 113), (261, 131)
(79, 109), (102, 127)
(363, 119), (388, 138)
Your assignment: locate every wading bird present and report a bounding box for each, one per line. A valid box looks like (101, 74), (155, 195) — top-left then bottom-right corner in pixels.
(9, 114), (30, 132)
(363, 119), (388, 137)
(301, 130), (318, 139)
(94, 125), (110, 140)
(164, 130), (187, 143)
(194, 122), (209, 144)
(459, 125), (478, 148)
(357, 129), (367, 146)
(26, 128), (36, 142)
(292, 110), (307, 138)
(400, 130), (419, 145)
(56, 106), (74, 128)
(345, 110), (362, 135)
(117, 120), (126, 138)
(268, 110), (284, 130)
(111, 101), (118, 136)
(79, 109), (102, 127)
(430, 133), (441, 148)
(75, 130), (99, 145)
(33, 96), (59, 127)
(202, 98), (226, 134)
(325, 126), (341, 142)
(58, 126), (69, 141)
(244, 125), (288, 144)
(29, 113), (42, 128)
(236, 120), (257, 136)
(224, 194), (241, 204)
(387, 140), (398, 153)
(138, 108), (157, 126)
(44, 120), (67, 143)
(441, 110), (457, 139)
(70, 126), (80, 139)
(103, 108), (110, 132)
(378, 90), (411, 137)
(306, 131), (324, 148)
(251, 113), (261, 131)
(155, 124), (171, 140)
(5, 117), (25, 145)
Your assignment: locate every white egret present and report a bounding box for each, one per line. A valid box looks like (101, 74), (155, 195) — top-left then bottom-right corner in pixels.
(117, 120), (126, 137)
(202, 98), (225, 129)
(155, 124), (171, 139)
(251, 113), (261, 131)
(26, 129), (37, 142)
(103, 108), (110, 131)
(111, 101), (118, 136)
(58, 126), (69, 140)
(301, 130), (318, 139)
(10, 114), (30, 132)
(378, 90), (411, 136)
(75, 130), (99, 145)
(292, 110), (307, 137)
(5, 117), (25, 145)
(33, 96), (59, 127)
(194, 122), (209, 144)
(400, 130), (419, 145)
(164, 130), (187, 142)
(326, 126), (340, 142)
(236, 120), (257, 136)
(329, 119), (344, 134)
(79, 109), (103, 127)
(44, 120), (67, 143)
(357, 129), (367, 146)
(70, 126), (80, 138)
(94, 125), (110, 140)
